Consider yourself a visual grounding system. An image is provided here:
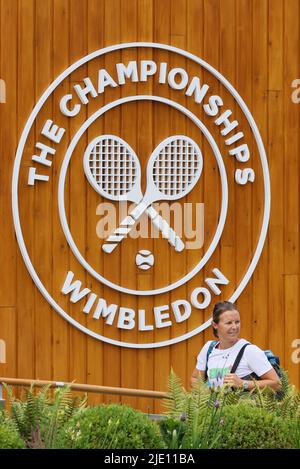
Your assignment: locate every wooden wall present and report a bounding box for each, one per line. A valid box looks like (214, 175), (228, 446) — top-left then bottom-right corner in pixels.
(0, 0), (299, 412)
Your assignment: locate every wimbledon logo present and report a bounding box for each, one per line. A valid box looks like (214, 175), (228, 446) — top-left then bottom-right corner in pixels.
(12, 43), (270, 348)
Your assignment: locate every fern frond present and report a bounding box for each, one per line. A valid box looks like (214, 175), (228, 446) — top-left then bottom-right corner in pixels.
(223, 389), (243, 407)
(44, 384), (87, 448)
(280, 370), (290, 398)
(260, 387), (278, 414)
(162, 369), (187, 418)
(3, 384), (27, 437)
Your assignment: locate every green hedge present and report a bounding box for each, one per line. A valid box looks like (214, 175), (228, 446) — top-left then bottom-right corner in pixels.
(0, 422), (25, 449)
(212, 403), (296, 449)
(55, 404), (164, 449)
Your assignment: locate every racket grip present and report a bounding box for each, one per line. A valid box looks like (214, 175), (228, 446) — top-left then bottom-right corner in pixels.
(102, 203), (147, 253)
(102, 215), (136, 253)
(146, 206), (185, 252)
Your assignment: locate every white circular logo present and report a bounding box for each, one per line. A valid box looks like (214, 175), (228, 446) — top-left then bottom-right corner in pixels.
(13, 43), (270, 348)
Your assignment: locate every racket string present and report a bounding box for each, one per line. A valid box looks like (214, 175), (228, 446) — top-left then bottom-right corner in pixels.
(153, 139), (200, 196)
(88, 138), (137, 196)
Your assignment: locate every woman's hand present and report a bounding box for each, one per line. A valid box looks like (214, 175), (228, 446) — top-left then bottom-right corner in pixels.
(223, 373), (243, 388)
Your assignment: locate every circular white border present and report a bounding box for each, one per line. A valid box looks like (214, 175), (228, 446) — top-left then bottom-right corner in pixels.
(12, 42), (270, 348)
(58, 95), (228, 295)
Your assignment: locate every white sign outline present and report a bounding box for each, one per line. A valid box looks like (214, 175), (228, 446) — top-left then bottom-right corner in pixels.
(58, 95), (227, 295)
(12, 42), (270, 348)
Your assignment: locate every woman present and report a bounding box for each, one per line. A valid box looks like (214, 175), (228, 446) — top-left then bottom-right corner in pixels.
(191, 301), (281, 391)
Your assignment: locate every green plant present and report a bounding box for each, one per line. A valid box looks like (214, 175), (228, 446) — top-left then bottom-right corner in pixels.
(56, 403), (164, 449)
(159, 416), (187, 449)
(290, 419), (300, 449)
(3, 383), (86, 448)
(275, 372), (300, 419)
(162, 369), (300, 449)
(0, 413), (25, 449)
(212, 402), (296, 449)
(162, 368), (188, 418)
(0, 424), (25, 449)
(238, 371), (300, 420)
(161, 372), (234, 448)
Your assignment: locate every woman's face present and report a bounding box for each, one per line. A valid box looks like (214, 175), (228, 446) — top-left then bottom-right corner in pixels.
(213, 309), (240, 341)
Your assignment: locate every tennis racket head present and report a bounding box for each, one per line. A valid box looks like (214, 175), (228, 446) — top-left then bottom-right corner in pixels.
(145, 135), (203, 202)
(83, 134), (142, 202)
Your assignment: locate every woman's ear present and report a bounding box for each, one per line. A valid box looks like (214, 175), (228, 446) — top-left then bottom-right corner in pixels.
(212, 321), (218, 331)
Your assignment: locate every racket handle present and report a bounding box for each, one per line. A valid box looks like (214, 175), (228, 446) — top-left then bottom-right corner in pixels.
(102, 203), (147, 253)
(146, 206), (185, 252)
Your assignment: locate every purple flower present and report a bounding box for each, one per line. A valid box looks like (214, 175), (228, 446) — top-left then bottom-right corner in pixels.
(214, 399), (220, 409)
(180, 412), (187, 422)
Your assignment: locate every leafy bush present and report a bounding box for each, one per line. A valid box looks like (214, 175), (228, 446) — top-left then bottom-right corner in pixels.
(56, 404), (164, 449)
(249, 372), (300, 420)
(159, 416), (187, 449)
(162, 370), (300, 449)
(213, 403), (296, 449)
(0, 417), (25, 449)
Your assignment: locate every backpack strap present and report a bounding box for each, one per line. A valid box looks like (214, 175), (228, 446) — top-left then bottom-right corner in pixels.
(204, 340), (218, 380)
(205, 341), (253, 382)
(231, 343), (251, 374)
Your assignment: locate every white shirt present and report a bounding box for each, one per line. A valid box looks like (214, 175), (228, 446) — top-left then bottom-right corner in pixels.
(196, 339), (272, 388)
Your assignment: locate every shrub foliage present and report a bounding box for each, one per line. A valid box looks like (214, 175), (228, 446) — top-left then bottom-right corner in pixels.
(161, 369), (300, 449)
(0, 411), (25, 449)
(56, 403), (164, 449)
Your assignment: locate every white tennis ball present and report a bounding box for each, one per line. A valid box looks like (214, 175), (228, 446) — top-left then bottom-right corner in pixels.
(135, 250), (155, 270)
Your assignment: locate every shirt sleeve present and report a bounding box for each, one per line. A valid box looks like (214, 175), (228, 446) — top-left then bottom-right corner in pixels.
(244, 345), (273, 377)
(196, 341), (213, 371)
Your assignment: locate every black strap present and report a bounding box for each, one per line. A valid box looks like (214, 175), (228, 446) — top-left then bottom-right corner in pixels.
(231, 343), (250, 374)
(204, 340), (218, 380)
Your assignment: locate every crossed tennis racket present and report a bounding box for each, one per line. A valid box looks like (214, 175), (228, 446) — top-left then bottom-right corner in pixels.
(83, 134), (203, 254)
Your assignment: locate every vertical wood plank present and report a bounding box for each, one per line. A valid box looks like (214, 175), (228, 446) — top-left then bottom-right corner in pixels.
(85, 0), (105, 405)
(283, 0), (299, 276)
(0, 0), (17, 307)
(186, 0), (204, 388)
(52, 0), (70, 382)
(267, 0), (285, 363)
(16, 0), (35, 380)
(120, 0), (138, 409)
(203, 0), (220, 349)
(69, 0), (88, 389)
(251, 0), (269, 348)
(284, 275), (299, 386)
(268, 88), (284, 361)
(102, 0), (122, 403)
(268, 0), (283, 90)
(34, 0), (53, 380)
(219, 0), (236, 311)
(235, 0), (253, 343)
(153, 0), (171, 412)
(170, 0), (188, 390)
(137, 0), (155, 413)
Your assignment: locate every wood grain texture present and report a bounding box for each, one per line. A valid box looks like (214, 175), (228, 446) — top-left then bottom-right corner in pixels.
(0, 0), (300, 409)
